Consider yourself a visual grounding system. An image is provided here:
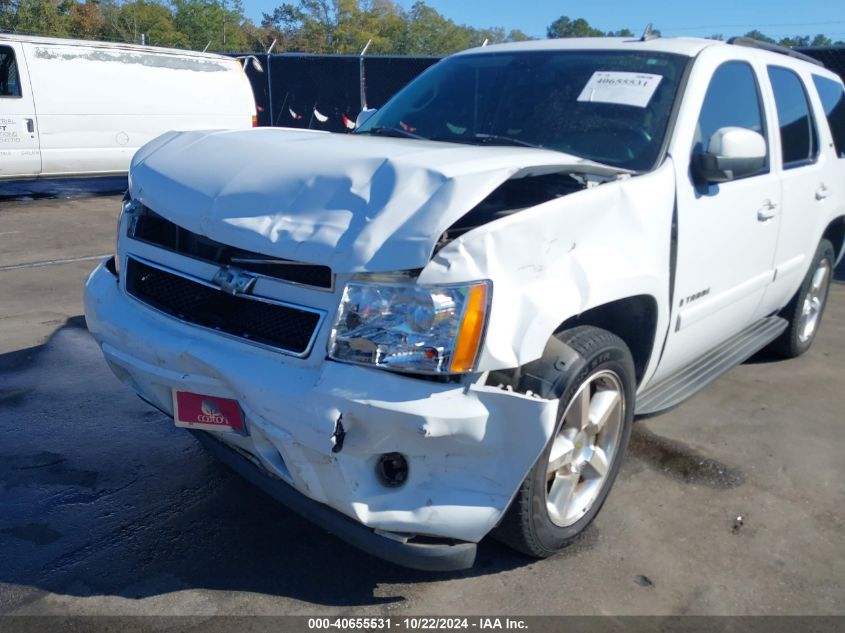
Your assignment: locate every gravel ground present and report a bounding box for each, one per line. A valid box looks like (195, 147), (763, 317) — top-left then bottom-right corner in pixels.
(0, 195), (843, 620)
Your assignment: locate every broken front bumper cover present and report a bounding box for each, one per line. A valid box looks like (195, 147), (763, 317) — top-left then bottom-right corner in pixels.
(191, 428), (477, 571)
(84, 257), (558, 570)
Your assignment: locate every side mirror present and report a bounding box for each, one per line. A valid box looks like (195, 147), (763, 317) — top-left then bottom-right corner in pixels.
(356, 108), (377, 129)
(692, 127), (766, 184)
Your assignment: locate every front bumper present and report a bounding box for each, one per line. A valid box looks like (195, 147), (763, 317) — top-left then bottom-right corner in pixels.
(191, 428), (476, 571)
(84, 258), (557, 568)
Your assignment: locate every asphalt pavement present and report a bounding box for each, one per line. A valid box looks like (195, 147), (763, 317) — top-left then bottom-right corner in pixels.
(0, 194), (843, 618)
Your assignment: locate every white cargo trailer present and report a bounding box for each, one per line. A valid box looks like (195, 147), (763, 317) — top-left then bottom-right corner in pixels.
(0, 33), (256, 179)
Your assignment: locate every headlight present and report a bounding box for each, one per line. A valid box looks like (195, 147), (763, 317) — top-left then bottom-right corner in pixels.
(329, 279), (491, 374)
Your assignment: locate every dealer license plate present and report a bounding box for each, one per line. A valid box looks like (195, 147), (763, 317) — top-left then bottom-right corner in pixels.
(172, 391), (245, 434)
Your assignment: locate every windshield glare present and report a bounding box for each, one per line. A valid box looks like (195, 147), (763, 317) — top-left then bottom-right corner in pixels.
(357, 50), (689, 171)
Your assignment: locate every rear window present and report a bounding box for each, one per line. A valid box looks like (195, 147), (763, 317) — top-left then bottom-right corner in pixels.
(767, 66), (818, 168)
(0, 46), (22, 98)
(812, 75), (845, 159)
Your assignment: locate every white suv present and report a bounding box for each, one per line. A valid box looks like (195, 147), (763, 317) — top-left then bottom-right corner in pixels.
(85, 36), (845, 570)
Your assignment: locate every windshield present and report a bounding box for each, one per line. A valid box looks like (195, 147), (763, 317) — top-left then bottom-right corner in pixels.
(357, 50), (690, 171)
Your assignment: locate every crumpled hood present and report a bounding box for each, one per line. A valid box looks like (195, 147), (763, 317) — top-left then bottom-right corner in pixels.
(130, 127), (621, 272)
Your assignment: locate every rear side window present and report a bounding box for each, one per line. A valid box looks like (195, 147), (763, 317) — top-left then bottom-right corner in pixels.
(812, 75), (845, 158)
(695, 61), (767, 171)
(768, 66), (818, 168)
(0, 46), (22, 98)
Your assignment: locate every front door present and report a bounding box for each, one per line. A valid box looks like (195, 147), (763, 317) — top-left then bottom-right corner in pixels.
(0, 43), (41, 178)
(655, 59), (781, 380)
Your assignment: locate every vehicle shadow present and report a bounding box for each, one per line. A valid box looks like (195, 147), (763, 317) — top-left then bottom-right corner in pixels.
(0, 176), (127, 202)
(0, 319), (564, 610)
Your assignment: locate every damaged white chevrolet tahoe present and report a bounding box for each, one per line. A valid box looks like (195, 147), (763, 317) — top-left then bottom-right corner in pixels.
(85, 36), (845, 570)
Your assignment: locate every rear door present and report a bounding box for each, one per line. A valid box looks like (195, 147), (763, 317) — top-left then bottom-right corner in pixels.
(0, 42), (41, 178)
(756, 64), (832, 316)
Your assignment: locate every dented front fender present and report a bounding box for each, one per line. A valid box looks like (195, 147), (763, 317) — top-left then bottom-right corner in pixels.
(419, 160), (676, 375)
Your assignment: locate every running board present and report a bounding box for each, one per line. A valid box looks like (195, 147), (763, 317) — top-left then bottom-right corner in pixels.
(636, 316), (788, 416)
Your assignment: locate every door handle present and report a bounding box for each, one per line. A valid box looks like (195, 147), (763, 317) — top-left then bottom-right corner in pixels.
(25, 118), (34, 134)
(816, 184), (830, 201)
(757, 200), (777, 222)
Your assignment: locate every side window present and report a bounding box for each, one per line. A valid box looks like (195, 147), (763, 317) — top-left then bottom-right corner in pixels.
(812, 75), (845, 159)
(0, 46), (22, 98)
(695, 61), (768, 173)
(767, 66), (818, 168)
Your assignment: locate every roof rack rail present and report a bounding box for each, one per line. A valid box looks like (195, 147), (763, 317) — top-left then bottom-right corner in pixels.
(727, 36), (823, 67)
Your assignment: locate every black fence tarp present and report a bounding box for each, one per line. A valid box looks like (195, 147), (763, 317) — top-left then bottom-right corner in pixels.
(798, 47), (845, 82)
(236, 47), (845, 132)
(239, 54), (271, 126)
(233, 53), (440, 131)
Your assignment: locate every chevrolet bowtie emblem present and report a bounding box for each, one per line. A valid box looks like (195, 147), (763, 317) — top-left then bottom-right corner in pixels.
(212, 266), (257, 295)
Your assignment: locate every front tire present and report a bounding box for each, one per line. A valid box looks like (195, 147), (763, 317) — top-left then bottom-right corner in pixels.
(494, 326), (635, 558)
(770, 239), (834, 358)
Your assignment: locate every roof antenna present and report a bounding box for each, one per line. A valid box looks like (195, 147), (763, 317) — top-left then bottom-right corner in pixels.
(640, 23), (658, 41)
(482, 38), (489, 47)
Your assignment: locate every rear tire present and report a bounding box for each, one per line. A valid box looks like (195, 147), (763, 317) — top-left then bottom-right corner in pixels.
(770, 239), (834, 358)
(493, 326), (635, 558)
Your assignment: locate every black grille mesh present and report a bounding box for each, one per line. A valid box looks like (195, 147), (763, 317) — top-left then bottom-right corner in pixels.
(126, 258), (321, 355)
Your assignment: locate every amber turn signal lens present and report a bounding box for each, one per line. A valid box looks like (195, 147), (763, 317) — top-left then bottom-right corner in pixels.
(450, 283), (489, 373)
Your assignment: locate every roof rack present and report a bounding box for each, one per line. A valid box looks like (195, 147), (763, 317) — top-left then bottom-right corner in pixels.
(727, 37), (823, 67)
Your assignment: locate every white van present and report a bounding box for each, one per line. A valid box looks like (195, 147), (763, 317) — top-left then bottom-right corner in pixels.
(0, 33), (256, 179)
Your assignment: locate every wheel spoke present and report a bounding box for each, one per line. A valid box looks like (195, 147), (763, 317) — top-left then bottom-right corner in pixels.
(547, 435), (576, 476)
(811, 265), (828, 292)
(566, 387), (591, 431)
(547, 471), (580, 519)
(802, 318), (814, 341)
(798, 260), (830, 344)
(587, 388), (620, 434)
(582, 446), (609, 480)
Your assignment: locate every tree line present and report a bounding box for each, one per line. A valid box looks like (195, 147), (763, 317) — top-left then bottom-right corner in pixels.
(723, 29), (842, 48)
(1, 0), (842, 54)
(545, 17), (843, 47)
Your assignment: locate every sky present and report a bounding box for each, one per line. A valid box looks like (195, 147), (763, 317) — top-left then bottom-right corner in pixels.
(245, 0), (845, 42)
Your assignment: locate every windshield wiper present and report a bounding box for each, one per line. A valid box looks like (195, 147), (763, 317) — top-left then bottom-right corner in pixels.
(359, 126), (427, 140)
(472, 133), (545, 150)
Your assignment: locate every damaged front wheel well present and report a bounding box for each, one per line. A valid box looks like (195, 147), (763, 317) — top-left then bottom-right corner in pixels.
(554, 295), (657, 387)
(485, 295), (657, 396)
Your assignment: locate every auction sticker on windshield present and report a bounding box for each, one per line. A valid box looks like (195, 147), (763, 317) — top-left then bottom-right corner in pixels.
(577, 71), (663, 107)
(172, 391), (245, 433)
